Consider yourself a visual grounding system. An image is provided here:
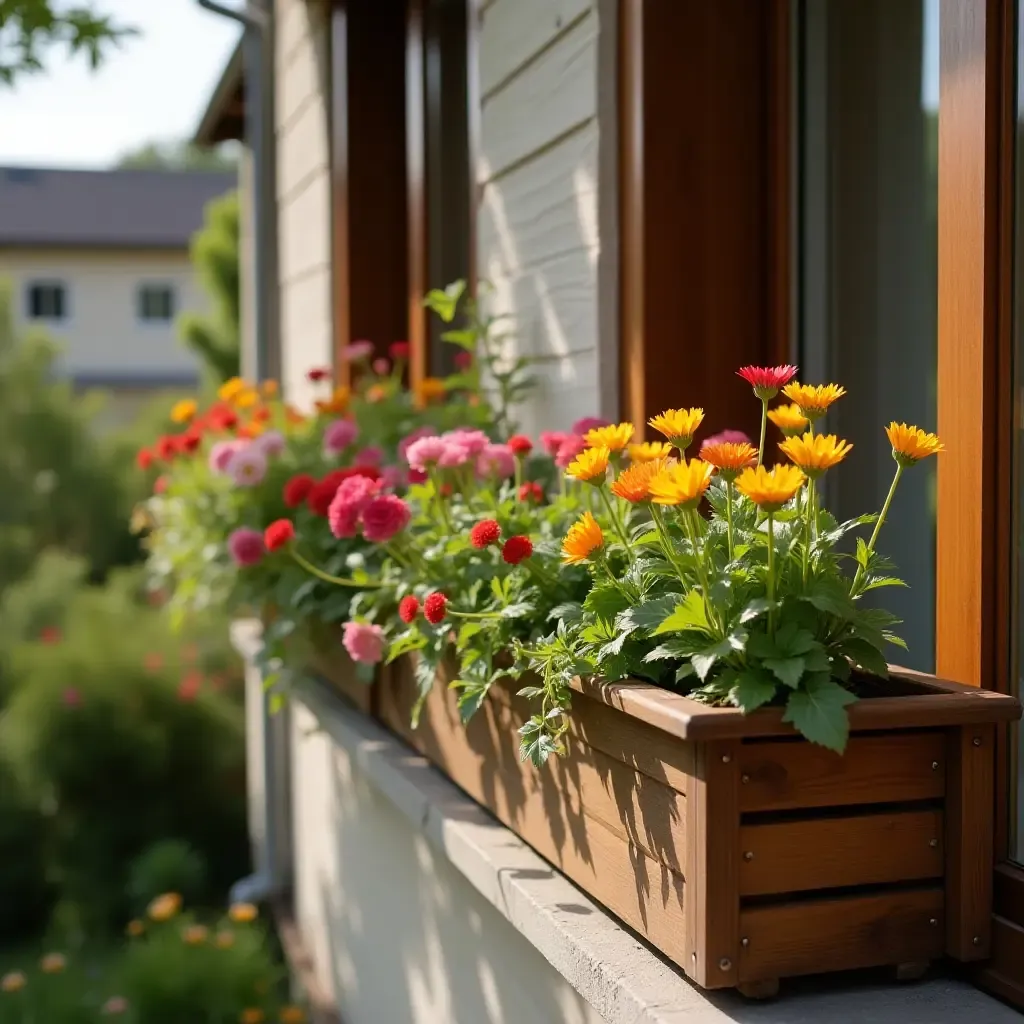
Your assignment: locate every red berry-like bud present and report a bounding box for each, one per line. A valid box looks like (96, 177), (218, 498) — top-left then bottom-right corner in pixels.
(501, 535), (533, 566)
(469, 519), (501, 549)
(507, 434), (533, 456)
(264, 519), (296, 552)
(424, 592), (448, 625)
(398, 595), (420, 623)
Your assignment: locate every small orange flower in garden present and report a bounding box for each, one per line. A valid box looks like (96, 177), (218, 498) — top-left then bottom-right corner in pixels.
(259, 379), (279, 397)
(414, 377), (447, 408)
(365, 383), (388, 403)
(170, 399), (197, 424)
(234, 387), (260, 410)
(700, 441), (758, 481)
(565, 445), (610, 484)
(182, 924), (209, 945)
(284, 404), (306, 425)
(562, 511), (604, 564)
(219, 377), (246, 402)
(648, 459), (714, 508)
(779, 431), (853, 477)
(610, 459), (668, 503)
(766, 403), (809, 437)
(215, 929), (236, 949)
(102, 996), (129, 1015)
(40, 952), (66, 973)
(584, 422), (634, 452)
(1, 971), (26, 993)
(885, 422), (944, 466)
(648, 408), (705, 451)
(627, 441), (673, 462)
(240, 1010), (265, 1024)
(780, 382), (846, 421)
(735, 464), (806, 512)
(229, 902), (259, 924)
(126, 918), (145, 937)
(279, 1008), (307, 1024)
(251, 405), (272, 424)
(147, 892), (182, 922)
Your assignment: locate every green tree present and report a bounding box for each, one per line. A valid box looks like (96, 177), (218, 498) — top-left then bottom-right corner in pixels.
(116, 139), (239, 173)
(178, 190), (241, 383)
(0, 0), (135, 84)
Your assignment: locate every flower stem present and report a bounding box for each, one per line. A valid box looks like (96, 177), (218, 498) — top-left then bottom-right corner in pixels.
(802, 477), (815, 585)
(767, 511), (776, 632)
(448, 608), (504, 620)
(757, 398), (768, 467)
(650, 504), (688, 583)
(597, 486), (635, 563)
(290, 549), (382, 588)
(684, 508), (721, 635)
(852, 462), (904, 592)
(725, 480), (735, 561)
(428, 468), (454, 531)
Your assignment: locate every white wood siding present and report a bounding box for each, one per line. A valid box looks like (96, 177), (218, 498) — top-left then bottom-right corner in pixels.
(477, 0), (602, 435)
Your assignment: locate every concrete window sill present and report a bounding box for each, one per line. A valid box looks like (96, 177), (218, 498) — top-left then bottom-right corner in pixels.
(294, 677), (1018, 1024)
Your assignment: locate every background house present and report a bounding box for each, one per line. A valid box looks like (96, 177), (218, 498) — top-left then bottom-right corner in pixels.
(0, 165), (235, 426)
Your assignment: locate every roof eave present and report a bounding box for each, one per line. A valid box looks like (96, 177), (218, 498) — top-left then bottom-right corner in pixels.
(194, 38), (246, 146)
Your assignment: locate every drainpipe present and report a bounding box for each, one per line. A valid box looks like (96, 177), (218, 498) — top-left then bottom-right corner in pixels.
(196, 0), (286, 905)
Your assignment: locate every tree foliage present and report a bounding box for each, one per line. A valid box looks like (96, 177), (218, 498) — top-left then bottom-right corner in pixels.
(116, 139), (239, 173)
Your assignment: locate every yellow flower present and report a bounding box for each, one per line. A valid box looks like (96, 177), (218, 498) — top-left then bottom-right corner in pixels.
(735, 464), (806, 512)
(778, 431), (853, 477)
(628, 441), (673, 462)
(414, 377), (447, 408)
(885, 422), (944, 466)
(229, 902), (259, 924)
(219, 377), (246, 402)
(147, 892), (182, 922)
(126, 919), (145, 938)
(562, 511), (604, 564)
(648, 459), (714, 508)
(781, 382), (846, 420)
(170, 399), (197, 424)
(700, 441), (757, 482)
(585, 422), (634, 452)
(610, 459), (668, 503)
(766, 403), (809, 437)
(182, 924), (209, 946)
(260, 379), (279, 398)
(240, 1010), (265, 1024)
(102, 995), (129, 1015)
(1, 971), (26, 993)
(648, 408), (705, 450)
(234, 387), (259, 409)
(40, 952), (66, 974)
(566, 445), (610, 484)
(215, 929), (236, 949)
(279, 1008), (306, 1024)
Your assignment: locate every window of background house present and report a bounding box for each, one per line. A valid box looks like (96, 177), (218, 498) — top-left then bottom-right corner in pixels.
(137, 283), (176, 323)
(797, 0), (939, 672)
(26, 281), (67, 321)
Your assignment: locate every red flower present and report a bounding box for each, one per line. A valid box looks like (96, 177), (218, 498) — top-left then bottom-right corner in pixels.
(264, 519), (295, 551)
(177, 671), (202, 702)
(470, 519), (501, 548)
(155, 436), (176, 461)
(454, 351), (473, 371)
(283, 473), (316, 507)
(181, 431), (202, 453)
(507, 435), (533, 456)
(307, 367), (331, 382)
(389, 341), (410, 360)
(154, 475), (169, 495)
(39, 625), (61, 645)
(736, 364), (799, 399)
(518, 481), (544, 504)
(210, 406), (239, 432)
(307, 477), (342, 517)
(251, 406), (271, 423)
(399, 595), (420, 623)
(144, 652), (164, 672)
(136, 448), (154, 471)
(424, 592), (448, 625)
(501, 535), (533, 565)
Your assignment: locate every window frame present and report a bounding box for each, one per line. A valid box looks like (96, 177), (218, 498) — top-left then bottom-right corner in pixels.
(25, 279), (69, 323)
(136, 282), (177, 325)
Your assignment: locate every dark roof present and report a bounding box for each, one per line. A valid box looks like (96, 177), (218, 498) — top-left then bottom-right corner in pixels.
(195, 39), (245, 146)
(0, 166), (237, 249)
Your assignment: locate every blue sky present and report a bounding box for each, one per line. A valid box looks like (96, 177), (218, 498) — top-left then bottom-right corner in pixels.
(0, 0), (241, 168)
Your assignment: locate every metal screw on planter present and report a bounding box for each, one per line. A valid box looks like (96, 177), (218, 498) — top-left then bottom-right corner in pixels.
(930, 838), (939, 848)
(741, 774), (750, 784)
(743, 851), (754, 861)
(722, 754), (731, 763)
(973, 937), (982, 946)
(929, 918), (938, 927)
(741, 938), (750, 948)
(719, 958), (732, 972)
(973, 736), (983, 747)
(932, 761), (940, 770)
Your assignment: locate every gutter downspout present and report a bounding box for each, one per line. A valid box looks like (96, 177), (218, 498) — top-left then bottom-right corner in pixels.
(196, 0), (286, 905)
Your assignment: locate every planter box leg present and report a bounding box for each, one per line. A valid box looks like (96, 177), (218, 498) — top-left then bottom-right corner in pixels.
(737, 978), (779, 1000)
(894, 961), (931, 982)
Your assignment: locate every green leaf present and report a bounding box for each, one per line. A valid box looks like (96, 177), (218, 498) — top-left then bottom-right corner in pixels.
(517, 685), (544, 699)
(501, 601), (534, 619)
(385, 630), (427, 664)
(800, 579), (856, 618)
(862, 576), (908, 591)
(548, 602), (583, 624)
(457, 622), (483, 647)
(730, 670), (777, 713)
(840, 636), (890, 678)
(773, 621), (817, 656)
(739, 597), (772, 624)
(674, 663), (696, 683)
(439, 327), (477, 349)
(691, 636), (737, 681)
(653, 591), (710, 635)
(618, 594), (681, 634)
(782, 680), (857, 752)
(584, 583), (631, 624)
(641, 635), (708, 662)
(763, 656), (805, 689)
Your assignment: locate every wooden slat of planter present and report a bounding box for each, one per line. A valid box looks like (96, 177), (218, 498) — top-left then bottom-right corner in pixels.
(738, 810), (944, 897)
(738, 732), (946, 812)
(309, 651), (374, 715)
(946, 724), (995, 960)
(738, 887), (945, 982)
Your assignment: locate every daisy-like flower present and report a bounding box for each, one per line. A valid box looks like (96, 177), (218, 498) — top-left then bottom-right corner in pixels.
(219, 376), (246, 401)
(735, 464), (806, 512)
(781, 382), (846, 421)
(280, 1007), (307, 1024)
(885, 422), (944, 467)
(584, 422), (634, 451)
(737, 364), (798, 400)
(414, 377), (447, 407)
(562, 511), (604, 564)
(148, 892), (183, 922)
(648, 408), (704, 451)
(215, 930), (235, 949)
(609, 459), (668, 503)
(182, 924), (209, 946)
(227, 445), (268, 487)
(40, 952), (66, 973)
(260, 379), (278, 397)
(627, 441), (673, 462)
(700, 441), (758, 482)
(648, 459), (714, 508)
(565, 445), (610, 484)
(1, 971), (26, 993)
(228, 902), (258, 924)
(767, 403), (809, 437)
(170, 398), (198, 424)
(126, 919), (145, 937)
(779, 431), (853, 478)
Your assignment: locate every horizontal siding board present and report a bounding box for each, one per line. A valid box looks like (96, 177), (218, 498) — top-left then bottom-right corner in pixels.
(479, 0), (592, 98)
(277, 94), (329, 201)
(278, 172), (331, 286)
(280, 269), (332, 407)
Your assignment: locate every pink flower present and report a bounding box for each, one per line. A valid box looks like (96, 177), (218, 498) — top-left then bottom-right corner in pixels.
(539, 431), (568, 458)
(62, 687), (82, 708)
(554, 434), (587, 470)
(372, 357), (390, 375)
(447, 428), (490, 457)
(571, 416), (610, 435)
(323, 418), (359, 455)
(328, 475), (380, 538)
(354, 445), (383, 466)
(361, 494), (412, 542)
(737, 364), (798, 399)
(380, 465), (404, 490)
(209, 440), (241, 474)
(406, 435), (448, 471)
(702, 429), (752, 449)
(228, 445), (268, 487)
(228, 527), (265, 566)
(476, 443), (515, 480)
(342, 621), (386, 664)
(398, 425), (437, 461)
(344, 340), (375, 361)
(438, 441), (471, 468)
(254, 429), (286, 457)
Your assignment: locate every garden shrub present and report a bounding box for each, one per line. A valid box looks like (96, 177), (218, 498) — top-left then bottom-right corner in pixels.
(126, 839), (208, 916)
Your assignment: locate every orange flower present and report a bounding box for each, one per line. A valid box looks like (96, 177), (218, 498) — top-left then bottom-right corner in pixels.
(628, 441), (673, 462)
(562, 511), (604, 564)
(182, 924), (208, 946)
(585, 422), (634, 451)
(218, 377), (245, 402)
(147, 892), (182, 922)
(280, 1008), (306, 1024)
(565, 446), (610, 484)
(365, 383), (388, 403)
(414, 377), (447, 408)
(1, 971), (26, 993)
(234, 387), (259, 410)
(126, 919), (145, 938)
(215, 929), (235, 949)
(780, 382), (846, 420)
(700, 441), (757, 481)
(778, 431), (852, 477)
(735, 464), (806, 512)
(170, 399), (197, 424)
(648, 408), (704, 450)
(284, 404), (306, 425)
(229, 902), (259, 924)
(648, 459), (714, 508)
(40, 952), (66, 974)
(259, 379), (279, 398)
(240, 1010), (265, 1024)
(885, 422), (944, 466)
(766, 403), (809, 437)
(610, 459), (668, 503)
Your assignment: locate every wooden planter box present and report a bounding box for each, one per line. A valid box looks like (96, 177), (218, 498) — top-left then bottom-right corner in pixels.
(375, 657), (1021, 997)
